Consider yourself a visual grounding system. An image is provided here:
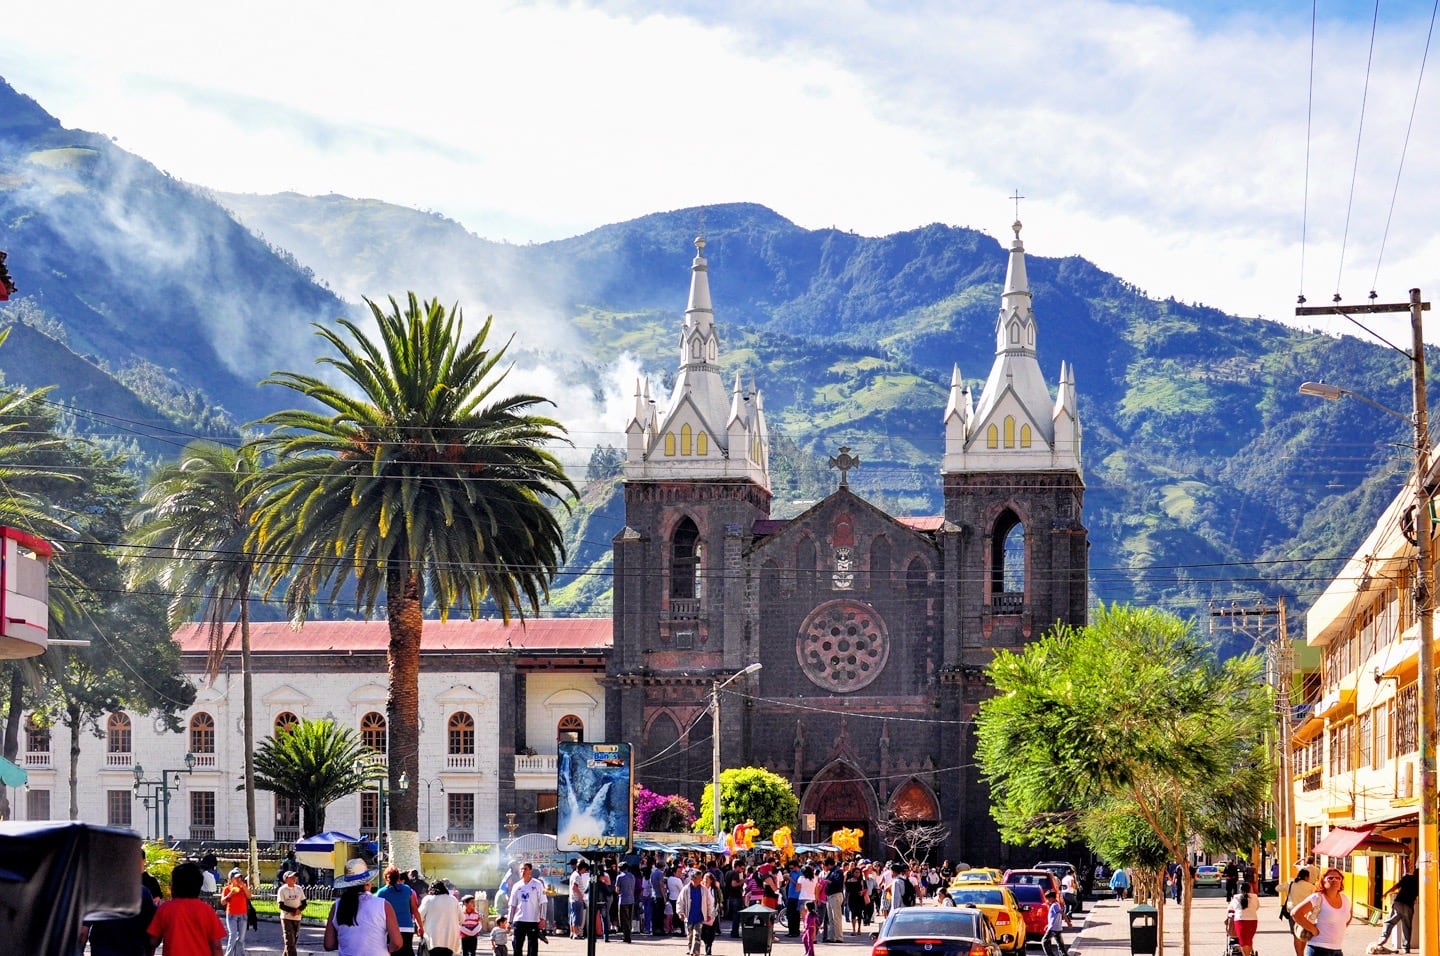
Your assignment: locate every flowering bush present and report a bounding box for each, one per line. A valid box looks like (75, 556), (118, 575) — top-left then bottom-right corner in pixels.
(634, 787), (697, 832)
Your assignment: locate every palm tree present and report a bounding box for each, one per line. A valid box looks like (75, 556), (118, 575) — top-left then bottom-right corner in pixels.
(251, 294), (576, 870)
(253, 717), (382, 835)
(123, 440), (263, 881)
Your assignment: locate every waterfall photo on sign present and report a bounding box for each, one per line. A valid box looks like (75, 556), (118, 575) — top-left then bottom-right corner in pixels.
(556, 742), (633, 853)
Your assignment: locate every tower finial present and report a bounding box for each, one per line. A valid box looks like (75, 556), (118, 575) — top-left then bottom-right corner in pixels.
(1010, 189), (1025, 222)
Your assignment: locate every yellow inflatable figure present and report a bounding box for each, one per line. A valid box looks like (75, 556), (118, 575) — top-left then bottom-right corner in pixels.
(772, 825), (795, 862)
(831, 827), (863, 855)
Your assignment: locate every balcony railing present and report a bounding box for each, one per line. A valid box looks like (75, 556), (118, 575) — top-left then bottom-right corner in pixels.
(992, 592), (1025, 614)
(105, 752), (133, 769)
(1301, 770), (1322, 793)
(190, 826), (216, 841)
(24, 752), (51, 768)
(446, 753), (477, 771)
(515, 753), (557, 775)
(667, 598), (701, 621)
(447, 827), (475, 843)
(192, 752), (217, 769)
(274, 826), (300, 843)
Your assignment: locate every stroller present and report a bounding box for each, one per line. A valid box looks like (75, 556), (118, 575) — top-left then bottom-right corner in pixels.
(1221, 915), (1243, 956)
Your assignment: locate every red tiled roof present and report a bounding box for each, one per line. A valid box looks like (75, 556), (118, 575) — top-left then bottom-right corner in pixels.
(173, 618), (612, 654)
(897, 516), (945, 532)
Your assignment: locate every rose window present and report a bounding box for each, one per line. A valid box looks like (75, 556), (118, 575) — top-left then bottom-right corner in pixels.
(796, 600), (889, 692)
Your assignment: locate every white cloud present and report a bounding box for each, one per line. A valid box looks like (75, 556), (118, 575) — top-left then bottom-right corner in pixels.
(5, 0), (1440, 337)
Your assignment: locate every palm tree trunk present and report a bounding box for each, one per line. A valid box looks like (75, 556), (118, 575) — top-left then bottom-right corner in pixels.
(241, 587), (259, 883)
(67, 701), (80, 821)
(0, 665), (23, 820)
(386, 564), (423, 871)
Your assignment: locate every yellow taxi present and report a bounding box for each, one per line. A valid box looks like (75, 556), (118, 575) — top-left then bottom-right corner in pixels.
(950, 868), (1005, 885)
(943, 884), (1027, 953)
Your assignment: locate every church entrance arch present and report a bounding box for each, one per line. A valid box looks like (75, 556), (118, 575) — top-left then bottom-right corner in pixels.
(800, 761), (880, 857)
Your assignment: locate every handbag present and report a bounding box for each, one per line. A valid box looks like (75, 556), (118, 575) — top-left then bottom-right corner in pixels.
(1278, 879), (1292, 921)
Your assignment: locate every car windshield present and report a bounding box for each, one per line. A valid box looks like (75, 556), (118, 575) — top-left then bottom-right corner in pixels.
(1008, 873), (1048, 884)
(884, 910), (983, 938)
(950, 889), (1005, 905)
(1008, 885), (1045, 904)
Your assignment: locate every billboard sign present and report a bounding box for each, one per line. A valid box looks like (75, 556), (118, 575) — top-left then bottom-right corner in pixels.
(556, 741), (633, 853)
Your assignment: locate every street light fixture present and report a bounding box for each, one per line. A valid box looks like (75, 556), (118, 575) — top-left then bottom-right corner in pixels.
(360, 764), (409, 860)
(415, 776), (444, 840)
(132, 752), (197, 843)
(712, 662), (762, 840)
(1298, 295), (1436, 956)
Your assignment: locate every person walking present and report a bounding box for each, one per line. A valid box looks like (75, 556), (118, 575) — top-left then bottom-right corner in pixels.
(823, 859), (845, 942)
(378, 866), (424, 956)
(276, 870), (308, 956)
(489, 917), (511, 956)
(1226, 878), (1260, 956)
(1291, 867), (1352, 956)
(1109, 867), (1130, 901)
(460, 897), (485, 956)
(1283, 868), (1317, 956)
(801, 902), (819, 956)
(1039, 890), (1070, 956)
(148, 862), (227, 956)
(220, 869), (252, 956)
(324, 859), (403, 956)
(681, 869), (717, 956)
(568, 861), (590, 940)
(845, 862), (866, 935)
(1375, 866), (1418, 954)
(420, 880), (464, 956)
(616, 862), (636, 943)
(1222, 860), (1239, 903)
(508, 862), (549, 956)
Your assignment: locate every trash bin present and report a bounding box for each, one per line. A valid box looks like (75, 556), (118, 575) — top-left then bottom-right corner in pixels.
(739, 903), (777, 955)
(1128, 904), (1157, 955)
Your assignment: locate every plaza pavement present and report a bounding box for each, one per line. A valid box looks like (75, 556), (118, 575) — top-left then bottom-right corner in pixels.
(179, 894), (1403, 955)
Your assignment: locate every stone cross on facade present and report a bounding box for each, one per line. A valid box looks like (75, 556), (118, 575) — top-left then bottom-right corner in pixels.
(827, 445), (861, 487)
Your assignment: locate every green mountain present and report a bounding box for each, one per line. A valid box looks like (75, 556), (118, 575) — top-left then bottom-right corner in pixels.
(0, 75), (1414, 625)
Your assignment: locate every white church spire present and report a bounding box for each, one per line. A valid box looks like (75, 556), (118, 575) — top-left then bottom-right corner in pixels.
(624, 237), (770, 489)
(942, 220), (1082, 476)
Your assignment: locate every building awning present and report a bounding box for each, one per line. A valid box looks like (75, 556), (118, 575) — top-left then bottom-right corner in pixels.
(1311, 825), (1410, 857)
(0, 756), (25, 788)
(1311, 686), (1356, 720)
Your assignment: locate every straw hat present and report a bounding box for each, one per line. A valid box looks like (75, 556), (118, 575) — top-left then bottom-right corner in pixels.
(334, 858), (376, 889)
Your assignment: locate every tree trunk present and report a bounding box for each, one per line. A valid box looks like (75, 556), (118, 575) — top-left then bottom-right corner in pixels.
(241, 590), (259, 884)
(386, 565), (423, 872)
(67, 702), (81, 821)
(0, 665), (23, 820)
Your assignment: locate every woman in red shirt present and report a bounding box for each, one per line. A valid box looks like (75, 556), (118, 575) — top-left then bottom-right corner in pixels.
(148, 862), (227, 956)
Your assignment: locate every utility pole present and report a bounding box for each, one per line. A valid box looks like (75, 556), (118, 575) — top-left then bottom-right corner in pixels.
(1298, 290), (1435, 955)
(1211, 601), (1291, 884)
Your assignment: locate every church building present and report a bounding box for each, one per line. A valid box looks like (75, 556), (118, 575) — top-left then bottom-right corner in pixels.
(608, 221), (1088, 864)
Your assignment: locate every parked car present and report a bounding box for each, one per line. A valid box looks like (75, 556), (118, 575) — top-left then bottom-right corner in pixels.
(1193, 865), (1221, 887)
(870, 906), (1002, 956)
(945, 885), (1027, 952)
(1033, 861), (1076, 885)
(1005, 882), (1050, 939)
(1001, 869), (1062, 897)
(952, 868), (1005, 885)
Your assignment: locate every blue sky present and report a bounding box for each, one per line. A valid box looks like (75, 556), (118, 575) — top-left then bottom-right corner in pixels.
(4, 0), (1440, 343)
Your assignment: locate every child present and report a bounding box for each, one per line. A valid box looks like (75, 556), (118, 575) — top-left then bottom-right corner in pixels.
(801, 901), (819, 956)
(460, 897), (484, 956)
(490, 914), (511, 956)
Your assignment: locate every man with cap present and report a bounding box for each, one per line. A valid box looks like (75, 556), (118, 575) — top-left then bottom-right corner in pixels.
(220, 868), (252, 955)
(276, 870), (307, 956)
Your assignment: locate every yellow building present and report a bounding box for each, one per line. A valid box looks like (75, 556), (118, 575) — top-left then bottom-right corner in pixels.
(1296, 477), (1424, 921)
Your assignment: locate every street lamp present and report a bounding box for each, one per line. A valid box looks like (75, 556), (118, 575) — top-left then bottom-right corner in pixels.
(132, 752), (197, 843)
(712, 662), (762, 839)
(415, 776), (444, 840)
(360, 765), (409, 860)
(1299, 296), (1436, 956)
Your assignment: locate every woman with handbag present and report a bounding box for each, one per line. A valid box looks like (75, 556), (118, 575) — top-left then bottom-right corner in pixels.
(1290, 867), (1351, 956)
(1283, 868), (1316, 956)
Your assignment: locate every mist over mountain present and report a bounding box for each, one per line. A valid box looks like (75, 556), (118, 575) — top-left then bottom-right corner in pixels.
(0, 75), (1414, 630)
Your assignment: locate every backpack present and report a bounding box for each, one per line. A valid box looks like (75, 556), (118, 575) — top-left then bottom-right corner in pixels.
(900, 877), (916, 907)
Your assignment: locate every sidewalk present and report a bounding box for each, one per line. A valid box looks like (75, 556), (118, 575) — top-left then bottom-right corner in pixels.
(1071, 893), (1399, 954)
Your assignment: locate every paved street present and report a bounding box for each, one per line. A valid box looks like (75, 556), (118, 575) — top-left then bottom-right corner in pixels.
(223, 893), (1408, 955)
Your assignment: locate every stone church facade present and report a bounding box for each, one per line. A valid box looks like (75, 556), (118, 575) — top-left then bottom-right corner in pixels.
(608, 223), (1088, 865)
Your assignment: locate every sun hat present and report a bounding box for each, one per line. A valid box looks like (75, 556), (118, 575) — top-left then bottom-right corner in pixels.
(228, 868), (242, 879)
(334, 858), (376, 889)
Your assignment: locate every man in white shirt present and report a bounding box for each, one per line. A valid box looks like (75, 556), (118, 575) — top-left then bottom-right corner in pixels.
(509, 863), (550, 956)
(275, 871), (307, 956)
(569, 861), (591, 939)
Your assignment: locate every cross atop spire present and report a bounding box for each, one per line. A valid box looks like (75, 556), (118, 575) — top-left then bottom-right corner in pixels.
(1010, 189), (1025, 221)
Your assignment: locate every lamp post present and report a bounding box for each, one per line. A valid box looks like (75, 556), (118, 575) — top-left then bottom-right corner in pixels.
(361, 766), (410, 860)
(132, 752), (197, 843)
(416, 776), (443, 840)
(1298, 286), (1436, 955)
(712, 662), (762, 840)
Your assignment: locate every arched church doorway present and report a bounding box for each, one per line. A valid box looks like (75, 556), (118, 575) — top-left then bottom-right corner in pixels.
(801, 762), (879, 858)
(885, 778), (943, 865)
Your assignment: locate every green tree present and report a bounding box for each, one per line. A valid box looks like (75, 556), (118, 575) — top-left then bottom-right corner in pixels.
(975, 604), (1271, 956)
(251, 294), (576, 869)
(252, 717), (382, 835)
(694, 766), (798, 836)
(125, 440), (264, 881)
